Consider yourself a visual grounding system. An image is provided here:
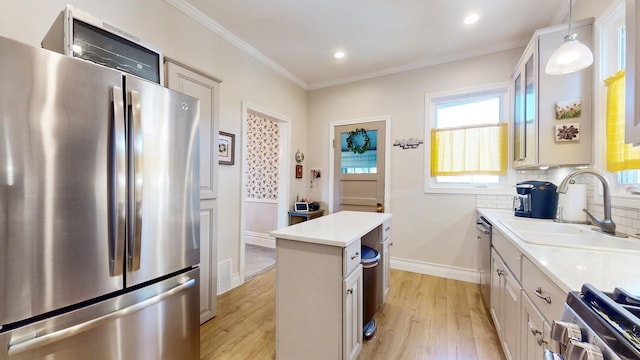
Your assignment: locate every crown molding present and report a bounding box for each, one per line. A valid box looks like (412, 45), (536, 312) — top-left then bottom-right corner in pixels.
(165, 0), (309, 90)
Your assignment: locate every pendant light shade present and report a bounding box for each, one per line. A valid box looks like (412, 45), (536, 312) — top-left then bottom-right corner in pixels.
(545, 0), (593, 75)
(545, 34), (594, 75)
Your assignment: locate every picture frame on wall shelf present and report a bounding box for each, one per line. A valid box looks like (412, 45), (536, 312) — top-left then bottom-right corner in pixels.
(219, 131), (235, 165)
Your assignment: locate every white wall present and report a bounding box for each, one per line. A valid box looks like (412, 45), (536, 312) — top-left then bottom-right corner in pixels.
(0, 0), (308, 288)
(0, 0), (619, 287)
(307, 49), (523, 280)
(303, 0), (619, 283)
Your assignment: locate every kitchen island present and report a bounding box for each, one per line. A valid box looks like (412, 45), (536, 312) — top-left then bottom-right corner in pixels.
(271, 210), (392, 360)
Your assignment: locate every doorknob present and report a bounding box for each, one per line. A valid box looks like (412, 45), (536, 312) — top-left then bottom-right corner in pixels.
(376, 203), (384, 213)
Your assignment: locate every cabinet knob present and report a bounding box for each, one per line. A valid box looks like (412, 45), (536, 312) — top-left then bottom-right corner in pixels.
(528, 321), (541, 336)
(496, 269), (505, 276)
(347, 288), (353, 294)
(536, 334), (548, 347)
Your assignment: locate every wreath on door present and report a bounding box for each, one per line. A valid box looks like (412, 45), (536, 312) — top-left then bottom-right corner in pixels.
(346, 128), (371, 154)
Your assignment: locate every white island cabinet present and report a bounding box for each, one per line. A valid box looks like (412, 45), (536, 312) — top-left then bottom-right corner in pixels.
(271, 211), (392, 360)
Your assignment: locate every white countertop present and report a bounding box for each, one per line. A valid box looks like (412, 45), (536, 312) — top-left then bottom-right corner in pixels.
(270, 210), (392, 247)
(478, 208), (640, 295)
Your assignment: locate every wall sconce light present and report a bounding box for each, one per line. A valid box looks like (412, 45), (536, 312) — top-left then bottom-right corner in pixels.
(393, 138), (424, 149)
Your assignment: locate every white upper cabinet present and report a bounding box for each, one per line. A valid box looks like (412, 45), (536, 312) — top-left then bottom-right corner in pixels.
(512, 19), (594, 169)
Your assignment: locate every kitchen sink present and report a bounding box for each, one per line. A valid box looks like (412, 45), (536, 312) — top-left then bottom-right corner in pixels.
(498, 218), (640, 253)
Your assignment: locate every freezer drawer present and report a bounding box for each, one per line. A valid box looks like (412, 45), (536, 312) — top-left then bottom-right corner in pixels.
(0, 268), (199, 360)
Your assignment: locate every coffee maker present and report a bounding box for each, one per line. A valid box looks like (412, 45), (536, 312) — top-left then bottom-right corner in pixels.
(514, 180), (559, 219)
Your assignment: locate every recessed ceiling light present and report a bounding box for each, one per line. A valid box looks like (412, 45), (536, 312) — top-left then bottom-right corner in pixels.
(464, 13), (479, 25)
(334, 51), (345, 59)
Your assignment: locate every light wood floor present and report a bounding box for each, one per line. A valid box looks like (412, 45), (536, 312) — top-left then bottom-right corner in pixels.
(200, 268), (505, 360)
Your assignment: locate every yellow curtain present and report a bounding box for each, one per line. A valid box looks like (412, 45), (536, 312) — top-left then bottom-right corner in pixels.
(605, 70), (640, 171)
(431, 123), (508, 176)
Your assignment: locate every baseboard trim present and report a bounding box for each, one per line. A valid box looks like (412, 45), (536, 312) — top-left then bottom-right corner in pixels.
(219, 272), (242, 295)
(390, 257), (480, 284)
(230, 273), (242, 290)
(245, 231), (276, 248)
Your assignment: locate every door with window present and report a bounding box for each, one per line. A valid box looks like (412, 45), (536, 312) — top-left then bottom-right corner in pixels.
(333, 121), (385, 212)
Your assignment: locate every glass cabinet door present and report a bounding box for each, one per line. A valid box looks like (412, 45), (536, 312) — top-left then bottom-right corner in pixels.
(514, 71), (524, 163)
(513, 50), (536, 168)
(524, 54), (536, 165)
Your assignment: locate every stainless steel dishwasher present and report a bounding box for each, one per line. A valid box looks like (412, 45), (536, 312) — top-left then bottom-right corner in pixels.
(475, 216), (492, 308)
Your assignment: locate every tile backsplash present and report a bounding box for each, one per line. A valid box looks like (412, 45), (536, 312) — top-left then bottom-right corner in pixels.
(476, 168), (640, 237)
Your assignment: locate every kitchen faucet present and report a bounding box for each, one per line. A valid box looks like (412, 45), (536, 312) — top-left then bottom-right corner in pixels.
(557, 168), (618, 235)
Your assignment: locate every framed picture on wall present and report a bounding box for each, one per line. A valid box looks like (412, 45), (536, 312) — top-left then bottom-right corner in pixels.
(295, 164), (303, 179)
(219, 131), (235, 165)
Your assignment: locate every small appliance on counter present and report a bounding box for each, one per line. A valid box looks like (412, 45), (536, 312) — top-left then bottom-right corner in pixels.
(514, 180), (559, 219)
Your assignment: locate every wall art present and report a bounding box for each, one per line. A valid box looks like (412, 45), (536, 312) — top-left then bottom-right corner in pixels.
(555, 98), (581, 119)
(219, 131), (235, 165)
(555, 123), (580, 142)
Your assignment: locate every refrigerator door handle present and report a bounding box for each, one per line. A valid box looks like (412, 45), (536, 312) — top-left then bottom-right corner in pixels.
(7, 278), (196, 356)
(128, 90), (143, 271)
(110, 86), (126, 277)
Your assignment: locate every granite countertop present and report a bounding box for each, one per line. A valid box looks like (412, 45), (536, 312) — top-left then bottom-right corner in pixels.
(270, 210), (392, 247)
(478, 208), (640, 294)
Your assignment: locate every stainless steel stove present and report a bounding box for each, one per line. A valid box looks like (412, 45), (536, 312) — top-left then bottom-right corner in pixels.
(545, 284), (640, 360)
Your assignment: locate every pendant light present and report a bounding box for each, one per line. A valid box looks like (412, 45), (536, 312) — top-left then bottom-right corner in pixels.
(545, 0), (593, 75)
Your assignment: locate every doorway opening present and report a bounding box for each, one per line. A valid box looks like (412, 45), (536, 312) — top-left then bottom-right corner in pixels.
(240, 102), (290, 282)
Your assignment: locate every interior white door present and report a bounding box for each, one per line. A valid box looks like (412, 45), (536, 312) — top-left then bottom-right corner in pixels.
(334, 121), (386, 213)
(165, 58), (221, 323)
(166, 58), (221, 200)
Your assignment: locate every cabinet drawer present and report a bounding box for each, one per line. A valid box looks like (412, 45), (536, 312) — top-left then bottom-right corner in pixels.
(521, 256), (565, 322)
(344, 239), (361, 276)
(382, 220), (391, 240)
(492, 229), (522, 280)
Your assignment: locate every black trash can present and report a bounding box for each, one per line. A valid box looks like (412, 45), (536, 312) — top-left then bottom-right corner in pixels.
(361, 245), (380, 340)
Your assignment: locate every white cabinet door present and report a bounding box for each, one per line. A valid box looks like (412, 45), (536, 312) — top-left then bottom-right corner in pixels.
(199, 200), (217, 323)
(490, 249), (504, 335)
(521, 293), (551, 360)
(490, 248), (521, 360)
(502, 268), (521, 360)
(513, 44), (537, 168)
(343, 265), (363, 360)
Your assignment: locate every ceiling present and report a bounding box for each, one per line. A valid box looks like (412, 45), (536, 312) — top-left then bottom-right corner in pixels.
(180, 0), (568, 90)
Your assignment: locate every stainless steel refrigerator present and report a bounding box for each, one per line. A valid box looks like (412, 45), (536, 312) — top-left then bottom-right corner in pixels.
(0, 35), (200, 359)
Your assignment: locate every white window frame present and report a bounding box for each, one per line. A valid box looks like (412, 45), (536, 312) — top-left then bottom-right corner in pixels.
(594, 0), (640, 201)
(424, 82), (515, 194)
